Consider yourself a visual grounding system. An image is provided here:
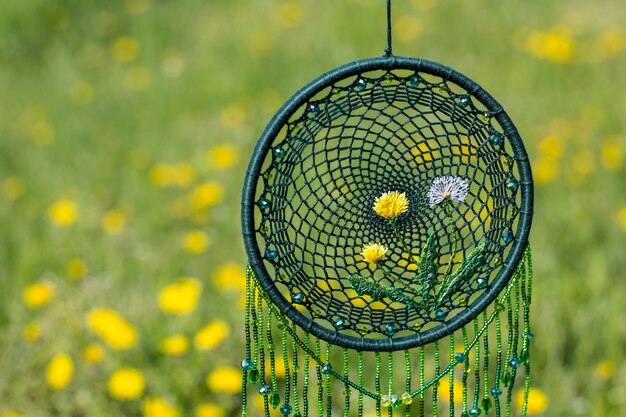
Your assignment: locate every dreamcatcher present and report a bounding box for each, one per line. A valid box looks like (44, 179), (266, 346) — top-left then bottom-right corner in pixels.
(240, 1), (534, 416)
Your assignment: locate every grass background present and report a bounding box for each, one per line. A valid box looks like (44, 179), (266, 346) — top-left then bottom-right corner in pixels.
(0, 0), (625, 416)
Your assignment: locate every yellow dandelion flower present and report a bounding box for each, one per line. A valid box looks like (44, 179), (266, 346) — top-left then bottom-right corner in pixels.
(515, 387), (548, 414)
(184, 231), (209, 254)
(594, 360), (615, 381)
(172, 163), (196, 187)
(1, 176), (25, 201)
(159, 277), (202, 315)
(190, 181), (225, 211)
(112, 36), (139, 63)
(525, 28), (574, 63)
(87, 308), (138, 350)
(46, 353), (74, 390)
(1, 413), (23, 417)
(67, 258), (87, 280)
(150, 163), (176, 187)
(143, 397), (179, 417)
(160, 335), (189, 356)
(194, 321), (230, 351)
(533, 159), (558, 185)
(438, 379), (463, 404)
(373, 191), (409, 219)
(360, 243), (388, 265)
(23, 281), (55, 308)
(206, 367), (241, 394)
(214, 263), (246, 291)
(195, 403), (226, 417)
(48, 199), (77, 226)
(273, 2), (304, 30)
(395, 16), (422, 42)
(69, 80), (94, 106)
(207, 144), (239, 170)
(108, 368), (145, 400)
(23, 321), (41, 343)
(82, 344), (106, 364)
(102, 209), (127, 235)
(602, 142), (623, 171)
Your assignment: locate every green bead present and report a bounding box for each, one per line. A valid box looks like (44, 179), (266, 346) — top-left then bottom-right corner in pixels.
(520, 349), (530, 365)
(270, 392), (281, 408)
(481, 397), (493, 414)
(400, 392), (413, 405)
(495, 302), (505, 313)
(409, 75), (421, 88)
(391, 395), (401, 409)
(294, 413), (302, 417)
(248, 369), (260, 383)
(469, 407), (481, 416)
(458, 95), (471, 108)
(500, 370), (512, 387)
(381, 395), (391, 408)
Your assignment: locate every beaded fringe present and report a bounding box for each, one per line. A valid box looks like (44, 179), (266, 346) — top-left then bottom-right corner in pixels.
(241, 247), (533, 417)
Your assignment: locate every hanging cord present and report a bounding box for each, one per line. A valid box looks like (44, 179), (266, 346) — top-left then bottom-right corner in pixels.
(384, 0), (393, 56)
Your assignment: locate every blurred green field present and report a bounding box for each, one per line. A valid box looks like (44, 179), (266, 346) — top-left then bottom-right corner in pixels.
(0, 0), (625, 416)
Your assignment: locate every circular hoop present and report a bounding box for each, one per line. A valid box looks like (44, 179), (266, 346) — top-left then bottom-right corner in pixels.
(242, 56), (533, 351)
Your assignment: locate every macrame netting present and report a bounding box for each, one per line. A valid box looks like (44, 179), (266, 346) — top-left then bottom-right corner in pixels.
(241, 57), (534, 417)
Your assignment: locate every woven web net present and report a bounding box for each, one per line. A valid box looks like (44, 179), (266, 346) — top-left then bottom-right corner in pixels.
(251, 68), (523, 346)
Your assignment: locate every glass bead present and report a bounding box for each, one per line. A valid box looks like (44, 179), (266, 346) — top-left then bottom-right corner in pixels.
(391, 394), (401, 409)
(384, 324), (396, 336)
(481, 112), (491, 121)
(291, 292), (304, 304)
(469, 407), (481, 416)
(436, 309), (447, 320)
(249, 369), (260, 383)
(265, 249), (278, 261)
(500, 370), (512, 387)
(259, 384), (271, 396)
(505, 155), (514, 168)
(308, 104), (319, 116)
(491, 387), (502, 397)
(334, 318), (346, 330)
(477, 277), (488, 289)
(409, 75), (421, 88)
(490, 133), (504, 146)
(321, 363), (332, 374)
(505, 179), (519, 193)
(509, 206), (519, 217)
(502, 230), (513, 245)
(400, 392), (413, 405)
(481, 398), (493, 414)
(331, 88), (341, 99)
(260, 225), (270, 236)
(289, 123), (301, 133)
(458, 95), (471, 108)
(384, 74), (394, 84)
(263, 171), (273, 180)
(258, 199), (271, 211)
(438, 83), (448, 93)
(280, 404), (293, 415)
(241, 359), (253, 371)
(355, 78), (367, 91)
(270, 392), (281, 408)
(458, 297), (468, 307)
(381, 395), (391, 408)
(455, 352), (468, 364)
(412, 322), (423, 331)
(526, 331), (534, 340)
(343, 388), (352, 397)
(492, 257), (502, 266)
(273, 147), (286, 159)
(509, 357), (520, 367)
(495, 302), (505, 313)
(520, 349), (530, 365)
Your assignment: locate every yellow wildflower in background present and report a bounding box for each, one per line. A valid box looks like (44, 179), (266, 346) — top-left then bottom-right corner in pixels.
(195, 403), (226, 417)
(206, 367), (241, 394)
(161, 49), (186, 78)
(112, 36), (139, 63)
(273, 2), (304, 30)
(160, 335), (189, 356)
(82, 344), (106, 364)
(143, 397), (180, 417)
(22, 281), (55, 308)
(515, 387), (548, 414)
(602, 141), (623, 171)
(48, 199), (77, 226)
(533, 159), (558, 185)
(108, 368), (145, 400)
(87, 308), (138, 349)
(102, 209), (127, 235)
(184, 231), (209, 254)
(594, 360), (615, 380)
(214, 263), (246, 291)
(438, 379), (463, 404)
(208, 145), (239, 170)
(395, 16), (422, 42)
(150, 163), (196, 188)
(190, 182), (224, 211)
(1, 413), (23, 417)
(525, 27), (574, 62)
(373, 191), (409, 219)
(1, 176), (25, 201)
(23, 321), (41, 343)
(360, 243), (388, 265)
(46, 353), (74, 390)
(219, 104), (247, 131)
(194, 320), (230, 350)
(159, 277), (202, 315)
(67, 258), (87, 280)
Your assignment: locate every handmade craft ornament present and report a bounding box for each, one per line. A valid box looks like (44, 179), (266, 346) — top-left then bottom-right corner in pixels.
(240, 2), (534, 416)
